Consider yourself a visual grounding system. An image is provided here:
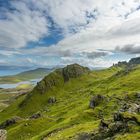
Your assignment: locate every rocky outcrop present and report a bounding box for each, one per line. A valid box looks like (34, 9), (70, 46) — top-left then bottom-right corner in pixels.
(114, 57), (140, 67)
(129, 57), (140, 65)
(30, 113), (41, 119)
(99, 119), (109, 131)
(62, 64), (90, 82)
(35, 64), (90, 94)
(113, 112), (124, 121)
(77, 110), (140, 140)
(89, 95), (105, 109)
(136, 92), (140, 99)
(36, 70), (63, 94)
(0, 116), (22, 129)
(48, 97), (56, 104)
(0, 129), (7, 140)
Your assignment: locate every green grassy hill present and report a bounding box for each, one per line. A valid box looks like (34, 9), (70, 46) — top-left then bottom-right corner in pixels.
(0, 68), (53, 84)
(0, 59), (140, 140)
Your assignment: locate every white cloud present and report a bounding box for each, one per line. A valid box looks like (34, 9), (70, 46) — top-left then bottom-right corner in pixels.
(0, 1), (48, 49)
(60, 56), (118, 68)
(0, 50), (21, 56)
(1, 0), (140, 67)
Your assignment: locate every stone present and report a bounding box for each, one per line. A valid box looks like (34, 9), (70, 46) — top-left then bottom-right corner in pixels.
(0, 130), (7, 140)
(128, 104), (140, 114)
(99, 119), (109, 132)
(109, 121), (128, 133)
(113, 112), (124, 122)
(89, 94), (104, 109)
(77, 133), (91, 140)
(48, 97), (56, 104)
(121, 103), (129, 112)
(137, 107), (140, 113)
(0, 118), (16, 129)
(136, 92), (140, 98)
(30, 113), (41, 119)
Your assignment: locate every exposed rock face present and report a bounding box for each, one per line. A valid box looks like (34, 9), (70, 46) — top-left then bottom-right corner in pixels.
(0, 130), (7, 140)
(129, 57), (140, 65)
(89, 95), (104, 109)
(36, 70), (63, 94)
(35, 64), (90, 94)
(115, 57), (140, 67)
(62, 64), (90, 82)
(115, 61), (128, 67)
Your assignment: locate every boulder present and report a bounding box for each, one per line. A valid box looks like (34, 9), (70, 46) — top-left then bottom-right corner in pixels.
(137, 107), (140, 113)
(120, 103), (130, 112)
(113, 112), (124, 122)
(128, 103), (140, 114)
(99, 119), (109, 132)
(109, 121), (128, 133)
(0, 129), (7, 140)
(76, 133), (91, 140)
(89, 95), (104, 109)
(136, 92), (140, 98)
(48, 97), (56, 104)
(0, 118), (17, 129)
(30, 113), (41, 119)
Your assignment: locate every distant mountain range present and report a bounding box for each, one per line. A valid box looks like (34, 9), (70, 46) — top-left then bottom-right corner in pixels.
(0, 68), (54, 84)
(0, 65), (32, 71)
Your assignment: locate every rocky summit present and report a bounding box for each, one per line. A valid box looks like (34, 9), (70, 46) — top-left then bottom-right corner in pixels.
(35, 63), (90, 94)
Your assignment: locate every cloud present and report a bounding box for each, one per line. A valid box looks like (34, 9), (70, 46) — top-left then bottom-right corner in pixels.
(115, 44), (140, 54)
(81, 51), (110, 59)
(31, 0), (99, 33)
(0, 50), (21, 57)
(0, 1), (49, 49)
(60, 56), (118, 68)
(1, 0), (140, 68)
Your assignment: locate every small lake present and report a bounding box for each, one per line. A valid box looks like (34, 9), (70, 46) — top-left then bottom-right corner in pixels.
(0, 79), (42, 89)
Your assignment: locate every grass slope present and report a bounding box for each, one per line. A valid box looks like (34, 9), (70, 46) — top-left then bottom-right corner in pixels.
(0, 65), (140, 140)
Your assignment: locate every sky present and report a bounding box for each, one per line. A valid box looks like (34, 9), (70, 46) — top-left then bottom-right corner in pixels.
(0, 0), (140, 69)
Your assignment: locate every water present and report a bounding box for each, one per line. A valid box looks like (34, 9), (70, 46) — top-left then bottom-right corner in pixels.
(0, 79), (41, 89)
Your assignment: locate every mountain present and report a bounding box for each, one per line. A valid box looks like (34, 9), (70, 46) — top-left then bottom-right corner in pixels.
(0, 68), (54, 84)
(0, 58), (140, 140)
(115, 56), (140, 67)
